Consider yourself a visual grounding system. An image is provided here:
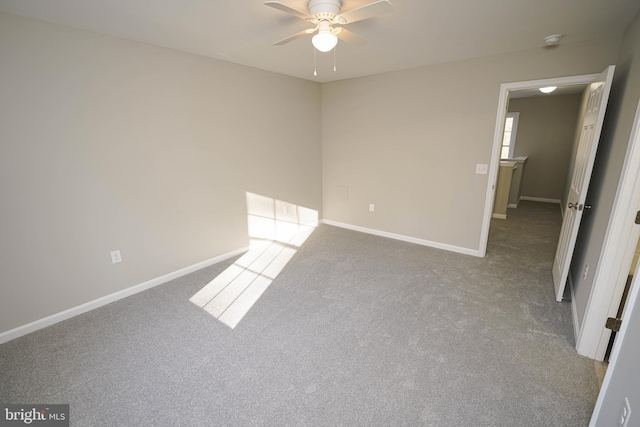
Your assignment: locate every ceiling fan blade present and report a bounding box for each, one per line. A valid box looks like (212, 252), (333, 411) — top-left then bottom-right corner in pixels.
(264, 1), (311, 20)
(334, 27), (367, 45)
(334, 0), (394, 24)
(274, 27), (317, 45)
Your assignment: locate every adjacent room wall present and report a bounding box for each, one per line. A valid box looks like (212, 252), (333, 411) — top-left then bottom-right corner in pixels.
(321, 39), (620, 252)
(0, 13), (322, 335)
(508, 94), (582, 202)
(570, 11), (640, 331)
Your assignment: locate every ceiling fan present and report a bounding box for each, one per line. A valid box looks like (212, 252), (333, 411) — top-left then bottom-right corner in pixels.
(265, 0), (394, 52)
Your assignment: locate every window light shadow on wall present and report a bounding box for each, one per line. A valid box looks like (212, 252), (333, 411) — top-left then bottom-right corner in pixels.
(189, 192), (318, 329)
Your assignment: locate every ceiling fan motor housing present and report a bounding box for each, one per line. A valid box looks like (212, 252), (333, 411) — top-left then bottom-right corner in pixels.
(308, 0), (342, 19)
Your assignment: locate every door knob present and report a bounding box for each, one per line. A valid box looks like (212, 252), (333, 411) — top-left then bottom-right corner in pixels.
(584, 204), (592, 210)
(568, 202), (578, 209)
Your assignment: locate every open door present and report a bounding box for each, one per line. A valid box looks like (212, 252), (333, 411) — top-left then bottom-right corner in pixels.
(552, 65), (615, 302)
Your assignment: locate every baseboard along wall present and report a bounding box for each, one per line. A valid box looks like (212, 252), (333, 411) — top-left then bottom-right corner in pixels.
(518, 197), (565, 218)
(0, 246), (249, 345)
(321, 219), (482, 257)
(519, 196), (561, 204)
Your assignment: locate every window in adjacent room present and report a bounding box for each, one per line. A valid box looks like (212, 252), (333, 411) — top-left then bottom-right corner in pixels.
(501, 112), (519, 159)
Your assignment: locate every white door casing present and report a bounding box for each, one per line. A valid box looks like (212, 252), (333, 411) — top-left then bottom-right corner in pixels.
(552, 66), (615, 302)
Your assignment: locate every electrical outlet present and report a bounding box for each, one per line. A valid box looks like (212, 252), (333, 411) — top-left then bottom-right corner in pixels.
(476, 164), (488, 175)
(110, 250), (122, 264)
(619, 398), (631, 427)
(369, 204), (375, 212)
(583, 264), (589, 280)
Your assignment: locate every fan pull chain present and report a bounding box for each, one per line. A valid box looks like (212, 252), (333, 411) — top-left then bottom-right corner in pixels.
(333, 45), (337, 72)
(313, 48), (317, 77)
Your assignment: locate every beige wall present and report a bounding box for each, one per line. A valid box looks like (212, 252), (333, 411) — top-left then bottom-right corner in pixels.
(322, 39), (621, 252)
(0, 10), (630, 337)
(508, 94), (582, 201)
(0, 13), (322, 334)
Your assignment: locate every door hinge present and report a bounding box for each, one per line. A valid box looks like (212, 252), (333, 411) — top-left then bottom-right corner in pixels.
(636, 211), (640, 224)
(606, 317), (622, 332)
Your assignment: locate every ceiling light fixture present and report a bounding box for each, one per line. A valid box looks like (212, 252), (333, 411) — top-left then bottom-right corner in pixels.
(539, 86), (557, 94)
(312, 21), (338, 52)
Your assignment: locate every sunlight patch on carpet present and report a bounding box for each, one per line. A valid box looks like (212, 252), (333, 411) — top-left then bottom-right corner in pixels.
(190, 193), (317, 328)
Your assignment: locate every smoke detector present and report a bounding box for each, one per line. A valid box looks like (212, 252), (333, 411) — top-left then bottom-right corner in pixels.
(544, 34), (563, 46)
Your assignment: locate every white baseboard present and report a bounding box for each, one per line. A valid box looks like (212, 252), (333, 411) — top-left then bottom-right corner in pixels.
(321, 219), (482, 257)
(507, 203), (518, 209)
(492, 213), (507, 219)
(568, 272), (581, 344)
(520, 196), (561, 204)
(0, 246), (248, 345)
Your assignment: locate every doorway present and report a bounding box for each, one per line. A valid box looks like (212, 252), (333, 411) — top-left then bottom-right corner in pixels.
(494, 85), (587, 215)
(481, 69), (618, 360)
(480, 72), (604, 257)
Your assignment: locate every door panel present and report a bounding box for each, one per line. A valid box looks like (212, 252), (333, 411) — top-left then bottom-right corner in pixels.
(552, 66), (615, 302)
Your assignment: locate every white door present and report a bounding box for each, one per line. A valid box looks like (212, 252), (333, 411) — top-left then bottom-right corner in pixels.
(552, 66), (615, 302)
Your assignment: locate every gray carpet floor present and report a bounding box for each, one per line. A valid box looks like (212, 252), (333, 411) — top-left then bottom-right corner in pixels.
(0, 201), (600, 426)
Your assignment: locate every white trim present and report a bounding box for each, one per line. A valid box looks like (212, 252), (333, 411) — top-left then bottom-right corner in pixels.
(519, 196), (561, 204)
(507, 203), (518, 209)
(492, 213), (507, 220)
(577, 99), (640, 360)
(480, 72), (602, 258)
(321, 219), (482, 257)
(479, 84), (509, 257)
(0, 246), (249, 345)
(568, 271), (580, 342)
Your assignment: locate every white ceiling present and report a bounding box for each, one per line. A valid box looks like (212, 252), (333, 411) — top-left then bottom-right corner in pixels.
(1, 0), (639, 83)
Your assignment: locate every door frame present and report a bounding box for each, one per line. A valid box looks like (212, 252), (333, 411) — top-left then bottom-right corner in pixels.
(577, 99), (640, 360)
(480, 72), (600, 257)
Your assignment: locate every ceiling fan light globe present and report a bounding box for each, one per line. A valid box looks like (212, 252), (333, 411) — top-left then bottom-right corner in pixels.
(539, 86), (557, 93)
(312, 32), (338, 52)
